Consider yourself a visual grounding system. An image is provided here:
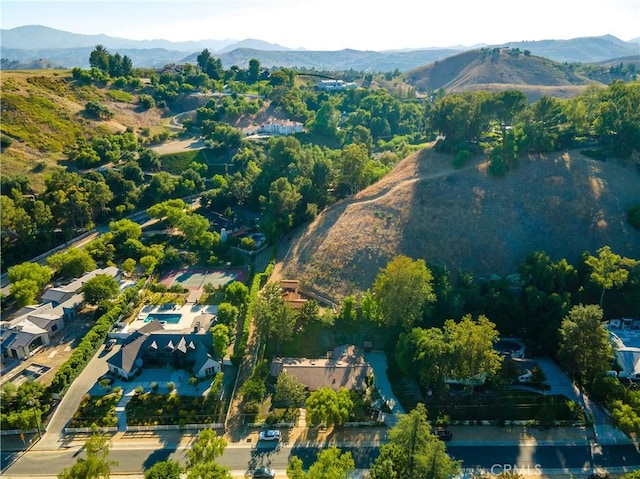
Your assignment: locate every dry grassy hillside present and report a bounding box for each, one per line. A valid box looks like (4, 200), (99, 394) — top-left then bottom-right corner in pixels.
(0, 70), (166, 191)
(277, 147), (640, 302)
(405, 49), (595, 99)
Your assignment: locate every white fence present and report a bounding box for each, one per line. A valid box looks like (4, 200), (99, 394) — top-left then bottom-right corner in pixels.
(1, 428), (42, 436)
(64, 426), (118, 434)
(248, 422), (295, 428)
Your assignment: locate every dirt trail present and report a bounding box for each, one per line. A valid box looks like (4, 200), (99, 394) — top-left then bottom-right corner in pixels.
(276, 146), (640, 302)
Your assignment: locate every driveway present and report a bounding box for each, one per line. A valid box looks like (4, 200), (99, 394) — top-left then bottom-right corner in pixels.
(364, 351), (405, 425)
(33, 343), (115, 450)
(533, 357), (631, 445)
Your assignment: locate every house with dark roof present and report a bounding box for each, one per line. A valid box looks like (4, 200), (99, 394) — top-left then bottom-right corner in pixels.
(0, 302), (68, 360)
(1, 266), (120, 360)
(107, 320), (221, 380)
(270, 344), (373, 392)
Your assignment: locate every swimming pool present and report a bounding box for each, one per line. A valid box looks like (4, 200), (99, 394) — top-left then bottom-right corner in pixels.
(144, 313), (182, 324)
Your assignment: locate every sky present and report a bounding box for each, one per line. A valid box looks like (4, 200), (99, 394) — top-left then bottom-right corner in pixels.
(1, 0), (639, 51)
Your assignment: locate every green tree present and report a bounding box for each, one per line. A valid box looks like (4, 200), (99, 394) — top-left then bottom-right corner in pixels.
(10, 280), (40, 308)
(558, 304), (613, 387)
(216, 302), (239, 328)
(122, 258), (136, 276)
(275, 371), (308, 407)
(628, 204), (640, 231)
(109, 219), (142, 243)
(373, 255), (436, 329)
(185, 429), (231, 479)
(224, 281), (249, 308)
(305, 387), (353, 427)
(396, 314), (501, 391)
(265, 177), (302, 234)
(81, 274), (120, 305)
(88, 45), (109, 72)
(8, 262), (53, 288)
(211, 323), (231, 358)
(8, 262), (52, 306)
(47, 248), (97, 279)
(296, 299), (320, 328)
(584, 246), (638, 307)
(338, 143), (369, 195)
(287, 446), (355, 479)
(144, 460), (183, 479)
(370, 403), (460, 479)
(444, 314), (502, 383)
(310, 100), (340, 140)
(146, 199), (189, 227)
(58, 430), (117, 479)
(247, 58), (261, 83)
(254, 282), (296, 354)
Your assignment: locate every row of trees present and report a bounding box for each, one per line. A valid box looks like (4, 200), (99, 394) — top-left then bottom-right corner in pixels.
(430, 81), (640, 162)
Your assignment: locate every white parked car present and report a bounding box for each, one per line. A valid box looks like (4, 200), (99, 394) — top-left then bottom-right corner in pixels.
(258, 430), (281, 441)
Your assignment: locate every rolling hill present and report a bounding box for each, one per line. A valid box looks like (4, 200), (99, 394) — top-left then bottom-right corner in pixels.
(0, 70), (167, 190)
(275, 146), (640, 302)
(405, 48), (604, 99)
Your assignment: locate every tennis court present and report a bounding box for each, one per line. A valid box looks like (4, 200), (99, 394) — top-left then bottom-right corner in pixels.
(160, 267), (249, 290)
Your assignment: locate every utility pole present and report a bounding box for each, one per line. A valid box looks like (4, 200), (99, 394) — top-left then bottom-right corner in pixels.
(28, 400), (42, 440)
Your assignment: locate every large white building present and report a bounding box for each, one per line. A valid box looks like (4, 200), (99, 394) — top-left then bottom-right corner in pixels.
(260, 119), (304, 136)
(316, 79), (357, 91)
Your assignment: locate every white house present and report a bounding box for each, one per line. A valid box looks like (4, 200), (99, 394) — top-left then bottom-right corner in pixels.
(316, 80), (357, 91)
(260, 119), (304, 136)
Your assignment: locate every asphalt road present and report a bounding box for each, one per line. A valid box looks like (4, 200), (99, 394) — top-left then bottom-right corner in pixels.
(5, 441), (639, 477)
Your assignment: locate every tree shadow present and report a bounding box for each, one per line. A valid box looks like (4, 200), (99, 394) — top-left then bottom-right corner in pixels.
(247, 441), (281, 474)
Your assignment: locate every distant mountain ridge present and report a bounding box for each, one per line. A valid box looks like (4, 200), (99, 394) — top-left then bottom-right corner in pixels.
(502, 34), (639, 62)
(0, 25), (237, 52)
(1, 25), (638, 71)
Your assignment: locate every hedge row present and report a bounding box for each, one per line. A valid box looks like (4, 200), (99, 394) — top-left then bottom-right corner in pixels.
(231, 260), (274, 365)
(48, 283), (142, 396)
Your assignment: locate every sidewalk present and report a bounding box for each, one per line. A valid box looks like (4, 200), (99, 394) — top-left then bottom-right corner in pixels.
(4, 422), (633, 453)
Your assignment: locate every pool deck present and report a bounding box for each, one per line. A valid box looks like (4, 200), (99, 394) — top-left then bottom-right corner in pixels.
(128, 304), (218, 333)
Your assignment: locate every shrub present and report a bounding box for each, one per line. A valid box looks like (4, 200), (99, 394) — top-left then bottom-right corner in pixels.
(0, 133), (13, 149)
(453, 149), (472, 168)
(84, 100), (115, 120)
(628, 204), (640, 231)
(167, 381), (176, 391)
(139, 94), (155, 109)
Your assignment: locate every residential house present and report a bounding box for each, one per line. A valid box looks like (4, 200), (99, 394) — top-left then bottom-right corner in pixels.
(280, 279), (307, 310)
(609, 319), (640, 381)
(259, 119), (304, 136)
(0, 266), (120, 360)
(316, 80), (358, 91)
(270, 344), (373, 392)
(107, 320), (221, 380)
